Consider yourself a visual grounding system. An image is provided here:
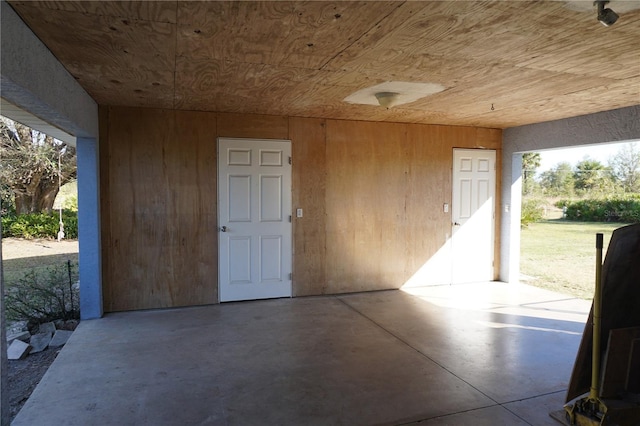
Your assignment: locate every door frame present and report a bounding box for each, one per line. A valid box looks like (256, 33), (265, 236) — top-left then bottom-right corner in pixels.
(216, 137), (293, 302)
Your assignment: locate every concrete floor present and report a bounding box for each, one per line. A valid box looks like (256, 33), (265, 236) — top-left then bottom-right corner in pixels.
(13, 282), (590, 426)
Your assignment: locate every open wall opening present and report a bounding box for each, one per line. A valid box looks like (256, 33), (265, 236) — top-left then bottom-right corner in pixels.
(1, 116), (81, 323)
(519, 141), (640, 298)
(500, 106), (640, 286)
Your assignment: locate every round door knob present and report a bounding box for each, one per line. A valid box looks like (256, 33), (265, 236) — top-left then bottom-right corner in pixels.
(220, 226), (227, 232)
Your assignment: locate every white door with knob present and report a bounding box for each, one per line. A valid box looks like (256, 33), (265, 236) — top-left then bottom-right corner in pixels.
(451, 149), (496, 284)
(217, 138), (292, 302)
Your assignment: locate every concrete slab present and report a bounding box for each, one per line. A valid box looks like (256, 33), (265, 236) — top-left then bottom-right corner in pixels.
(7, 339), (30, 360)
(6, 330), (30, 345)
(405, 405), (531, 425)
(48, 330), (72, 348)
(13, 283), (591, 425)
(29, 333), (52, 354)
(504, 391), (568, 425)
(38, 322), (56, 335)
(7, 321), (28, 334)
(340, 283), (591, 403)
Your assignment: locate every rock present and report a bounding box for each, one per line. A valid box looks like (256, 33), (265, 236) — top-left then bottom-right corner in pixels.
(29, 332), (52, 353)
(7, 339), (31, 360)
(7, 320), (28, 334)
(38, 322), (56, 334)
(7, 330), (31, 345)
(54, 319), (65, 330)
(62, 320), (79, 331)
(49, 330), (73, 348)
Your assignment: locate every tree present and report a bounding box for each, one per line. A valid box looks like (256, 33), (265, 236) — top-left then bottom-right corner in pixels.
(0, 117), (76, 214)
(539, 162), (575, 197)
(609, 143), (640, 193)
(522, 152), (541, 195)
(0, 179), (13, 216)
(573, 157), (611, 194)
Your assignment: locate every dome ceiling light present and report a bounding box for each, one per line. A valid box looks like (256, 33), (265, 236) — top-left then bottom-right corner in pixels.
(344, 81), (445, 109)
(374, 92), (401, 109)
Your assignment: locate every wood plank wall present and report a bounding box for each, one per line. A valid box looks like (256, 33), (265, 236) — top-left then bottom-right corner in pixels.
(100, 106), (501, 311)
(101, 108), (218, 311)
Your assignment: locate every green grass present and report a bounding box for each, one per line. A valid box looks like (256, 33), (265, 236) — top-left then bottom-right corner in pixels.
(53, 180), (77, 210)
(520, 220), (628, 299)
(3, 253), (79, 284)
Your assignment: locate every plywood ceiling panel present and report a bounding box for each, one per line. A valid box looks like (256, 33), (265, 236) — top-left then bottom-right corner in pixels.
(11, 0), (178, 23)
(7, 0), (640, 128)
(12, 6), (176, 69)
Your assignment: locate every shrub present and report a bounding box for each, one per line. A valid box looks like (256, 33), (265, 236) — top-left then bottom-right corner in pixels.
(556, 195), (640, 222)
(1, 209), (78, 239)
(4, 260), (80, 325)
(521, 198), (545, 227)
(63, 194), (78, 212)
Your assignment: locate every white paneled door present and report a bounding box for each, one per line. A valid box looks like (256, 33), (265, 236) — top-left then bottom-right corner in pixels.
(451, 149), (496, 284)
(218, 138), (292, 302)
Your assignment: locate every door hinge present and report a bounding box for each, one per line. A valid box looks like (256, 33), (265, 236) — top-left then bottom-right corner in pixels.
(289, 215), (292, 222)
(288, 156), (292, 165)
(289, 273), (292, 280)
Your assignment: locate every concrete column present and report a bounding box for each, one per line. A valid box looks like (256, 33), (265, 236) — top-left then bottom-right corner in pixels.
(1, 220), (9, 425)
(500, 153), (523, 283)
(77, 137), (103, 319)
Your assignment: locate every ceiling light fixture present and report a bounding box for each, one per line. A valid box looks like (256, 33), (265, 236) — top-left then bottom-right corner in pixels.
(374, 92), (400, 109)
(595, 0), (619, 26)
(344, 82), (445, 108)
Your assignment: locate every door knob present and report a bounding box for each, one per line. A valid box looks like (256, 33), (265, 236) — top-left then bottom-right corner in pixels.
(220, 226), (227, 232)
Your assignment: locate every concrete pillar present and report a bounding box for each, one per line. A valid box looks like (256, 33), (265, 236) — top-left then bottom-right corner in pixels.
(1, 221), (9, 425)
(500, 153), (523, 283)
(77, 137), (103, 319)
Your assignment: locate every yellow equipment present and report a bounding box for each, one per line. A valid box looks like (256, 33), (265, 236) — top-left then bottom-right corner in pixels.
(552, 226), (640, 426)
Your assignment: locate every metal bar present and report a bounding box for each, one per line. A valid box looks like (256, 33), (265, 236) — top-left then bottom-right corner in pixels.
(590, 233), (604, 401)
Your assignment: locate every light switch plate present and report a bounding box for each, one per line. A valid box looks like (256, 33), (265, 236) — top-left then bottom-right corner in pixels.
(296, 208), (303, 218)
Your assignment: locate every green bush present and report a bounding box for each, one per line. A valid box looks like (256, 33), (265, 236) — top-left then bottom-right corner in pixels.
(4, 261), (80, 324)
(521, 198), (545, 227)
(63, 194), (78, 212)
(1, 210), (78, 239)
(555, 196), (640, 222)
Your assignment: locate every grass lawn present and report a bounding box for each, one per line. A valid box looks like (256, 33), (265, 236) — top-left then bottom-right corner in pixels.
(520, 220), (630, 299)
(3, 253), (79, 284)
(2, 238), (79, 284)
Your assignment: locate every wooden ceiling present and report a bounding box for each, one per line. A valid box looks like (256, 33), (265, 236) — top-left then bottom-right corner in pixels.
(7, 1), (640, 129)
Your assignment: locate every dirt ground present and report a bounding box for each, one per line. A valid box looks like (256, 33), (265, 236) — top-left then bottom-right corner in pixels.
(2, 237), (79, 260)
(3, 237), (79, 421)
(3, 237), (79, 289)
(8, 349), (61, 420)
